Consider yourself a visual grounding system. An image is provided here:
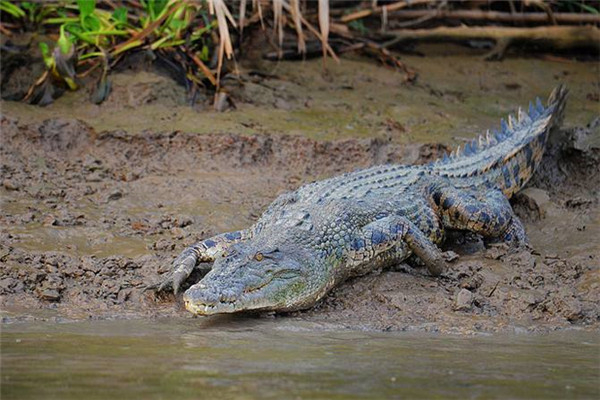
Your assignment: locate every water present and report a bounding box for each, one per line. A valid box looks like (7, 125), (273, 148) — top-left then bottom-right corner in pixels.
(2, 318), (598, 399)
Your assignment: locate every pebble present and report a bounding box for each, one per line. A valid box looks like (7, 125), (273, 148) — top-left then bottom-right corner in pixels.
(107, 191), (123, 201)
(39, 288), (61, 302)
(42, 214), (57, 227)
(3, 179), (18, 191)
(454, 288), (473, 311)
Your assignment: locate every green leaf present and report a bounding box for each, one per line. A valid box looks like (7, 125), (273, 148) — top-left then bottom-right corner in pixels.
(112, 7), (127, 24)
(82, 14), (101, 31)
(77, 0), (96, 18)
(575, 2), (599, 14)
(39, 42), (53, 68)
(58, 25), (73, 55)
(148, 0), (168, 20)
(0, 1), (26, 18)
(65, 23), (83, 35)
(169, 18), (187, 31)
(200, 45), (209, 61)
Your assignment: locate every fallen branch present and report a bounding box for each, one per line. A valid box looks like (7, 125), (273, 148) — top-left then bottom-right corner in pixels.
(340, 0), (435, 23)
(382, 25), (600, 60)
(378, 9), (600, 25)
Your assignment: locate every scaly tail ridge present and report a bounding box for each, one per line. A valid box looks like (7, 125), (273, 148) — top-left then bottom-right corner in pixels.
(432, 85), (568, 197)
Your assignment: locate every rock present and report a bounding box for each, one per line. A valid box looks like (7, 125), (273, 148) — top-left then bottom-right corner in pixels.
(151, 238), (175, 251)
(460, 273), (484, 290)
(454, 288), (474, 311)
(170, 227), (184, 239)
(81, 256), (101, 273)
(3, 179), (19, 191)
(38, 288), (61, 301)
(107, 191), (123, 201)
(0, 278), (17, 293)
(443, 251), (460, 262)
(117, 288), (132, 303)
(485, 243), (508, 260)
(42, 214), (57, 227)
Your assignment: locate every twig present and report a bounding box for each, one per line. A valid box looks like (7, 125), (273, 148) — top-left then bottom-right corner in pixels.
(111, 4), (179, 55)
(0, 23), (12, 37)
(186, 48), (217, 86)
(340, 0), (435, 23)
(361, 40), (417, 81)
(526, 0), (557, 25)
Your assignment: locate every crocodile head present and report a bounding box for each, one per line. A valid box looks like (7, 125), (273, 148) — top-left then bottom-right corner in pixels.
(183, 242), (334, 315)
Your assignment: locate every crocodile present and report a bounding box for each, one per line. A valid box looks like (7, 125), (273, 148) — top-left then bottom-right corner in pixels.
(148, 85), (568, 316)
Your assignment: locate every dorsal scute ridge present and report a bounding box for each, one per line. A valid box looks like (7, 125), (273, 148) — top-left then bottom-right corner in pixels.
(508, 114), (517, 130)
(500, 118), (509, 134)
(518, 107), (531, 124)
(437, 102), (535, 164)
(535, 97), (544, 113)
(435, 85), (561, 165)
(529, 101), (539, 119)
(432, 85), (566, 174)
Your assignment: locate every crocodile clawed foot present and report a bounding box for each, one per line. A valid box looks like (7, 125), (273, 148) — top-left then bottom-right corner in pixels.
(144, 255), (198, 295)
(143, 271), (186, 295)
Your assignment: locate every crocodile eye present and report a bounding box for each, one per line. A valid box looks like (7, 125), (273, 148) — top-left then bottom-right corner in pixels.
(254, 252), (264, 262)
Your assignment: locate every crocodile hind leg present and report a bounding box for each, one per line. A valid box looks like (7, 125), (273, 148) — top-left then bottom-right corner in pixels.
(429, 184), (528, 245)
(347, 215), (447, 276)
(146, 229), (252, 294)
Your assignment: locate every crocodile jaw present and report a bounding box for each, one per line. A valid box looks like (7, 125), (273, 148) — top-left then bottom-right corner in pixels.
(182, 276), (310, 316)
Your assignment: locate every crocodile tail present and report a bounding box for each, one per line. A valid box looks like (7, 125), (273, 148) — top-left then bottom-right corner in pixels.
(432, 85), (568, 197)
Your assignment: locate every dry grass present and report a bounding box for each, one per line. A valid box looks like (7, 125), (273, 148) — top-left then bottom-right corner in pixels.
(210, 0), (337, 70)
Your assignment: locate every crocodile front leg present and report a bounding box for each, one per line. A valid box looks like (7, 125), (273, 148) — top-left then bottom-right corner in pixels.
(147, 229), (252, 294)
(429, 184), (528, 245)
(347, 215), (447, 277)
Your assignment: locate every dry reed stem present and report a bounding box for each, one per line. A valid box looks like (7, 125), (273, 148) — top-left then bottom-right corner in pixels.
(280, 1), (339, 61)
(273, 0), (284, 50)
(253, 0), (265, 29)
(318, 0), (329, 60)
(290, 0), (306, 53)
(186, 48), (218, 86)
(239, 0), (247, 34)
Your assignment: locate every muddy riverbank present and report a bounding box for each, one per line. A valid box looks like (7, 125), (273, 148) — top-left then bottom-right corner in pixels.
(1, 47), (598, 333)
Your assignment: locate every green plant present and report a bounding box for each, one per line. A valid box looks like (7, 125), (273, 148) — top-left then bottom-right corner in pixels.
(9, 0), (217, 105)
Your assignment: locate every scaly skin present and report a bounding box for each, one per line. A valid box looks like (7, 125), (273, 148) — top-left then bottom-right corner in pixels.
(147, 85), (568, 316)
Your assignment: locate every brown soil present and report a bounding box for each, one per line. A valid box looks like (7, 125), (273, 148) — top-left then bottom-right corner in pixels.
(1, 43), (598, 333)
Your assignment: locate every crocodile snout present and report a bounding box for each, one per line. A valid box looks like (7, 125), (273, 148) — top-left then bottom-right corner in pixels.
(183, 283), (242, 315)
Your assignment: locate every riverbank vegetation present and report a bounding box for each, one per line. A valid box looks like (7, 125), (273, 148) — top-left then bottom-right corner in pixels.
(1, 0), (598, 107)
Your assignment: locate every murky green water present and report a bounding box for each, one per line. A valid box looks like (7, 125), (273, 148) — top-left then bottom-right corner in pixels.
(1, 318), (598, 399)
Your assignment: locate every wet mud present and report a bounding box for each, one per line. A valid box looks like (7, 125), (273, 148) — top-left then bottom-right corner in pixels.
(1, 48), (598, 333)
